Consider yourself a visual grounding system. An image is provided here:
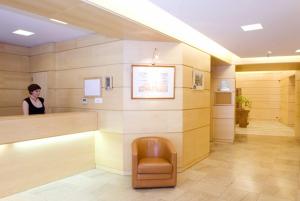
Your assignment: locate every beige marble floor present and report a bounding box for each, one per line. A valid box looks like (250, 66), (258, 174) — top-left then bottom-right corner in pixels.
(236, 120), (295, 136)
(1, 136), (300, 201)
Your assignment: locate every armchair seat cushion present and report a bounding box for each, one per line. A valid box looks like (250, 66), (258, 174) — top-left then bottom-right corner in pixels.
(138, 157), (172, 174)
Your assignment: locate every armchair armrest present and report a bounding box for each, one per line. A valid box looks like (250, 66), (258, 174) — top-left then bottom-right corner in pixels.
(132, 140), (139, 175)
(164, 139), (177, 165)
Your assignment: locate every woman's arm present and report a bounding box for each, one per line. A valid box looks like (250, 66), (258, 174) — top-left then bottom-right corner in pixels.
(22, 101), (29, 115)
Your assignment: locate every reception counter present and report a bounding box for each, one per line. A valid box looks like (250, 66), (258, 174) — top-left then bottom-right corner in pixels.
(0, 112), (99, 198)
(0, 112), (98, 145)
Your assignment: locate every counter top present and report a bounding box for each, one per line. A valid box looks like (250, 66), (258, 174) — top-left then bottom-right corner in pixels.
(0, 112), (99, 145)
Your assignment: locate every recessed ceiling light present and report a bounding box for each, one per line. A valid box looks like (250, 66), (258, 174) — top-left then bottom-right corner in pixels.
(12, 29), (35, 36)
(241, 23), (263, 32)
(295, 49), (300, 53)
(49, 18), (68, 25)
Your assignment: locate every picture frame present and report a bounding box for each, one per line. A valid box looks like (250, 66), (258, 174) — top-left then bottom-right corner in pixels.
(84, 78), (102, 97)
(192, 69), (204, 90)
(131, 65), (175, 99)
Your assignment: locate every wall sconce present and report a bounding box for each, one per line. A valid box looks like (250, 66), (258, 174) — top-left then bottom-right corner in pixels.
(152, 48), (159, 65)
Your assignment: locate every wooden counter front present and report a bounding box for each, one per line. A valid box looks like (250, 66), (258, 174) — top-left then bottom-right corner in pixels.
(0, 112), (98, 145)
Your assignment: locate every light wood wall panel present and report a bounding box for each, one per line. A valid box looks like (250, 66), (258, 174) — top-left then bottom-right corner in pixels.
(236, 72), (281, 120)
(0, 43), (31, 116)
(121, 40), (186, 171)
(95, 132), (124, 174)
(279, 76), (295, 126)
(0, 133), (95, 198)
(28, 36), (127, 173)
(30, 53), (56, 72)
(181, 44), (211, 169)
(0, 52), (29, 72)
(56, 40), (123, 70)
(99, 110), (123, 134)
(0, 43), (29, 55)
(183, 126), (210, 168)
(123, 40), (182, 65)
(0, 71), (31, 89)
(123, 111), (182, 134)
(30, 43), (55, 56)
(183, 108), (210, 131)
(295, 72), (300, 138)
(55, 65), (123, 89)
(55, 35), (119, 52)
(0, 107), (23, 116)
(181, 43), (211, 72)
(0, 89), (27, 107)
(55, 88), (123, 110)
(26, 38), (212, 174)
(211, 63), (235, 143)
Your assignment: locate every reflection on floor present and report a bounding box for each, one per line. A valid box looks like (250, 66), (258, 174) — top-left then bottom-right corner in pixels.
(236, 120), (294, 136)
(1, 136), (300, 201)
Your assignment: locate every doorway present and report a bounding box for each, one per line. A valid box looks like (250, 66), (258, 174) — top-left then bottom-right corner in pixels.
(235, 71), (296, 137)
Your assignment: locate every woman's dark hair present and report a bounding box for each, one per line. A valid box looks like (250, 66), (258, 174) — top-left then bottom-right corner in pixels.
(28, 84), (41, 94)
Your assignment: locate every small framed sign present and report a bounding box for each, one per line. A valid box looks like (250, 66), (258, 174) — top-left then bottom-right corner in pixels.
(84, 78), (101, 97)
(192, 70), (204, 90)
(132, 65), (175, 99)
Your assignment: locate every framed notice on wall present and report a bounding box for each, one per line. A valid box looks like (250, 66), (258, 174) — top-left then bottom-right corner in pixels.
(131, 65), (175, 99)
(84, 78), (102, 97)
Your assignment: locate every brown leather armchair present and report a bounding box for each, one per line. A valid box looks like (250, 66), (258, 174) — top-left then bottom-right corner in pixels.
(132, 137), (177, 188)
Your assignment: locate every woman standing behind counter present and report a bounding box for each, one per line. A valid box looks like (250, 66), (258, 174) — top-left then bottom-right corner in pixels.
(22, 84), (45, 115)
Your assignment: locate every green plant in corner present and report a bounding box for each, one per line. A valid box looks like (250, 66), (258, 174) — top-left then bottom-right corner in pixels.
(236, 95), (252, 110)
(236, 95), (252, 128)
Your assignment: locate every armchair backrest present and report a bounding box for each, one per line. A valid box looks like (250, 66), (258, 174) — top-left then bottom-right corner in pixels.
(134, 137), (170, 160)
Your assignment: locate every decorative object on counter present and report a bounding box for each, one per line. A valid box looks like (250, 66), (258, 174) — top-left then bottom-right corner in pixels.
(84, 78), (101, 97)
(192, 69), (204, 90)
(219, 80), (231, 92)
(131, 65), (175, 99)
(236, 95), (252, 128)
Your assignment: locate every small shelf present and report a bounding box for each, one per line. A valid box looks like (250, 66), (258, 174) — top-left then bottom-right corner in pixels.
(214, 91), (232, 105)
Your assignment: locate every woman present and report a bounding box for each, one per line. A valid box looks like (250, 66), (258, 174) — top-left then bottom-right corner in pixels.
(22, 84), (45, 115)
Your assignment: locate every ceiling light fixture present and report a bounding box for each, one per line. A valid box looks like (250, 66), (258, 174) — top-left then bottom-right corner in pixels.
(49, 18), (68, 25)
(12, 29), (35, 36)
(241, 23), (263, 32)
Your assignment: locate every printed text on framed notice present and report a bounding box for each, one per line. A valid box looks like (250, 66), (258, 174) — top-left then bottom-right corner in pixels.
(131, 65), (175, 99)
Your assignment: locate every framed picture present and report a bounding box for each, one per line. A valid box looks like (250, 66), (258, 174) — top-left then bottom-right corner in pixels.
(192, 70), (204, 90)
(132, 65), (175, 99)
(84, 78), (102, 97)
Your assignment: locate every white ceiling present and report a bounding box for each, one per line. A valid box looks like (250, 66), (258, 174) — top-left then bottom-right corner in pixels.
(0, 6), (93, 47)
(149, 0), (300, 58)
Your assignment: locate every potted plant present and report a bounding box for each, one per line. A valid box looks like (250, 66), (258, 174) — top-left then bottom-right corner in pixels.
(236, 95), (252, 128)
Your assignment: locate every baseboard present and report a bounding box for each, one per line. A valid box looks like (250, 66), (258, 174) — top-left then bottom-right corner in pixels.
(214, 138), (234, 143)
(178, 153), (210, 172)
(96, 165), (131, 175)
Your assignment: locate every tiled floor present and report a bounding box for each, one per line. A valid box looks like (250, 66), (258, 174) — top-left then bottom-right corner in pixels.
(236, 120), (294, 136)
(1, 136), (300, 201)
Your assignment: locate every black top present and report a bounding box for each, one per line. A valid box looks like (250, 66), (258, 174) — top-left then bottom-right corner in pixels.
(24, 97), (45, 115)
